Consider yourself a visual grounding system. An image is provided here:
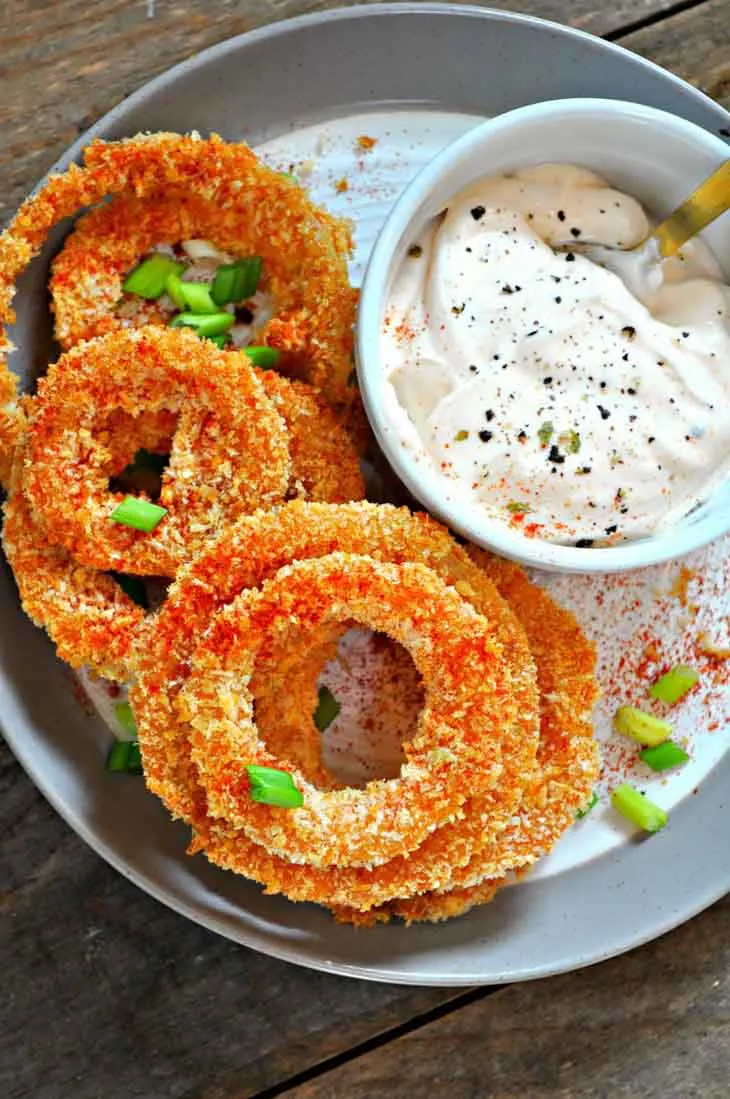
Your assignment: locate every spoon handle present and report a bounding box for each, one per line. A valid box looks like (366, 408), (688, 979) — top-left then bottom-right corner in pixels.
(653, 160), (730, 258)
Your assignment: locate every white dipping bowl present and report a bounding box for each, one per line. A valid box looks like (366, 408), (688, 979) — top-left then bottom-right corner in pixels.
(357, 98), (730, 573)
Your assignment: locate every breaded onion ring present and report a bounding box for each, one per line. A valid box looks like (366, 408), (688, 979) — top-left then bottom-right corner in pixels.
(132, 502), (542, 901)
(334, 550), (600, 925)
(2, 474), (148, 682)
(257, 371), (364, 504)
(179, 553), (513, 869)
(46, 140), (356, 398)
(0, 132), (356, 486)
(21, 326), (291, 576)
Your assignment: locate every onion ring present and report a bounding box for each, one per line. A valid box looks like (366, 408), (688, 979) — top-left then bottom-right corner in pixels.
(257, 371), (364, 504)
(0, 132), (356, 486)
(20, 326), (291, 575)
(2, 469), (149, 682)
(333, 550), (600, 924)
(45, 137), (355, 396)
(178, 551), (512, 869)
(132, 501), (541, 902)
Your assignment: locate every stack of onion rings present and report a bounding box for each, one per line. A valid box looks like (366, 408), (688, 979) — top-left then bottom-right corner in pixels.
(130, 500), (599, 920)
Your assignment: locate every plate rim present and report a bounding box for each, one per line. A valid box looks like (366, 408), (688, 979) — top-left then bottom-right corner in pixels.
(3, 1), (729, 987)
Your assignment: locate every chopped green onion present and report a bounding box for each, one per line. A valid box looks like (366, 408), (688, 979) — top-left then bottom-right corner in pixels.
(169, 311), (235, 337)
(575, 791), (599, 819)
(165, 271), (187, 309)
(639, 741), (690, 772)
(611, 783), (668, 833)
(123, 255), (184, 299)
(205, 333), (233, 349)
(242, 346), (280, 368)
(649, 665), (700, 704)
(106, 740), (143, 774)
(111, 572), (148, 608)
(314, 685), (341, 732)
(537, 421), (554, 446)
(211, 256), (262, 306)
(613, 705), (672, 747)
(177, 281), (220, 314)
(110, 495), (167, 532)
(114, 701), (137, 738)
(454, 429), (469, 442)
(247, 764), (304, 809)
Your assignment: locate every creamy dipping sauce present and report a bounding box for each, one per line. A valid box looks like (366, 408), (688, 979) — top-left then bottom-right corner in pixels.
(381, 164), (730, 544)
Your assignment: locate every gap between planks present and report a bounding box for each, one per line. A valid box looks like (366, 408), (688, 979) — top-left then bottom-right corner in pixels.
(241, 987), (497, 1099)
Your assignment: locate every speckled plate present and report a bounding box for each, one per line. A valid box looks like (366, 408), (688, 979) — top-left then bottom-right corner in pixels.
(2, 4), (729, 986)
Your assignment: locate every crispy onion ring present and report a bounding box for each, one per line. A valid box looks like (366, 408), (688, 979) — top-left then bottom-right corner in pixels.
(3, 407), (178, 681)
(50, 187), (357, 402)
(178, 552), (513, 869)
(21, 326), (291, 575)
(0, 132), (356, 486)
(333, 550), (600, 925)
(2, 470), (149, 682)
(132, 501), (542, 902)
(257, 371), (364, 504)
(6, 353), (361, 680)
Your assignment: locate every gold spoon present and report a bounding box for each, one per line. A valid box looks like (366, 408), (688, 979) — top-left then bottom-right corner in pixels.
(556, 159), (730, 285)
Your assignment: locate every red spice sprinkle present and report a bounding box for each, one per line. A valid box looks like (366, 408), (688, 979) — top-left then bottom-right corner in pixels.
(355, 135), (378, 151)
(335, 177), (349, 193)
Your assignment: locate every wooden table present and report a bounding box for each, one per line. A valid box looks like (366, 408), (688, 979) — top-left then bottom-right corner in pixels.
(1, 3), (728, 1096)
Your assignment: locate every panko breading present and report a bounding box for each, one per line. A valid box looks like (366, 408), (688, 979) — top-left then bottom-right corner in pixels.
(20, 327), (292, 575)
(6, 342), (362, 679)
(334, 550), (600, 924)
(2, 472), (149, 682)
(131, 502), (548, 908)
(0, 131), (357, 487)
(47, 140), (356, 401)
(258, 371), (364, 504)
(178, 552), (515, 869)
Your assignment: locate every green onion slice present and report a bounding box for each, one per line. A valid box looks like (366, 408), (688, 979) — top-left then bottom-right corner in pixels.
(649, 665), (700, 705)
(242, 346), (280, 368)
(165, 271), (187, 309)
(611, 783), (668, 833)
(205, 333), (233, 348)
(114, 701), (137, 739)
(639, 741), (690, 772)
(247, 765), (304, 809)
(169, 311), (235, 337)
(314, 685), (341, 732)
(177, 281), (220, 315)
(106, 740), (143, 774)
(575, 791), (599, 819)
(110, 495), (167, 533)
(613, 705), (672, 747)
(123, 255), (184, 299)
(211, 256), (262, 307)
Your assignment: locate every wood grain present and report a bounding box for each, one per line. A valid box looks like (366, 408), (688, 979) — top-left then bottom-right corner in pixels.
(0, 0), (681, 221)
(286, 893), (730, 1099)
(0, 743), (462, 1099)
(622, 0), (730, 111)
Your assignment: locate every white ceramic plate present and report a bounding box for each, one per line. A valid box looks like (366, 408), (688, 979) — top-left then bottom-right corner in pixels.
(2, 4), (729, 986)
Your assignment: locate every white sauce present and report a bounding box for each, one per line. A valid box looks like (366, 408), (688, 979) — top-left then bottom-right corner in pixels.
(381, 164), (730, 544)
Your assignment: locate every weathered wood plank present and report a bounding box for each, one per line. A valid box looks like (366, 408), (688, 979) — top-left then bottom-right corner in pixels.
(0, 744), (462, 1099)
(286, 893), (730, 1099)
(0, 0), (681, 221)
(621, 0), (730, 110)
